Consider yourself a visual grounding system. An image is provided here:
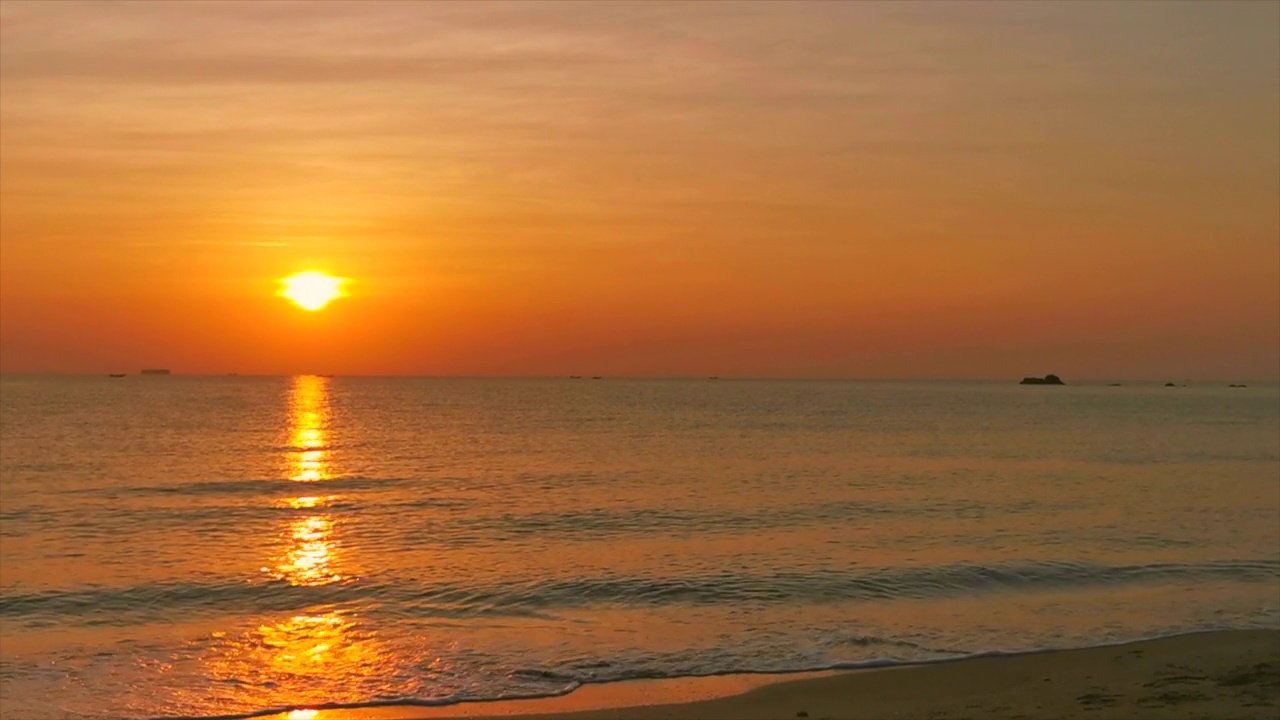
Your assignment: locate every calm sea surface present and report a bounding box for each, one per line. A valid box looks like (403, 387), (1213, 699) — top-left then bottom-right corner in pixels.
(1, 376), (1277, 719)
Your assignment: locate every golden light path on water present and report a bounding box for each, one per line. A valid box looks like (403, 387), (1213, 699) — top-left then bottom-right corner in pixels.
(201, 375), (394, 715)
(272, 374), (343, 586)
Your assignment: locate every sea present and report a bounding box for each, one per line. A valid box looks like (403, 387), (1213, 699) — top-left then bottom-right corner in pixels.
(1, 375), (1277, 719)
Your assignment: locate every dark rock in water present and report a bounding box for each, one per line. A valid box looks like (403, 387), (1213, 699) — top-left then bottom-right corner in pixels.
(1020, 374), (1065, 385)
(1165, 382), (1177, 387)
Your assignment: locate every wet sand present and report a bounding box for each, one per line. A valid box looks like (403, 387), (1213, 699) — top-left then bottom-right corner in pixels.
(310, 629), (1279, 720)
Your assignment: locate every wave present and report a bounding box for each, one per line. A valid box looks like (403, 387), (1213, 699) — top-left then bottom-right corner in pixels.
(1, 486), (1060, 543)
(5, 559), (1276, 627)
(151, 686), (587, 720)
(79, 476), (427, 498)
(449, 497), (1049, 542)
(63, 476), (1037, 526)
(149, 625), (1280, 720)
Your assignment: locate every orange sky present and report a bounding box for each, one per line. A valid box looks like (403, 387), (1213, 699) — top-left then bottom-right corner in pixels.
(1, 0), (1277, 379)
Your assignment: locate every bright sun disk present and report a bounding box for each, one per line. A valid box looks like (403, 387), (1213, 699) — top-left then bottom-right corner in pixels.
(280, 271), (346, 311)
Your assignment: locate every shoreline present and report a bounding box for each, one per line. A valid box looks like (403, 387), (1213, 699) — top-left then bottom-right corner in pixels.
(283, 628), (1279, 720)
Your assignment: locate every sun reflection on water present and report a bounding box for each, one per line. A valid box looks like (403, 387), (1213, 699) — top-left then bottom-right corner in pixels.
(283, 495), (336, 510)
(202, 375), (391, 710)
(272, 515), (344, 586)
(288, 376), (330, 483)
(200, 610), (391, 713)
(263, 376), (347, 587)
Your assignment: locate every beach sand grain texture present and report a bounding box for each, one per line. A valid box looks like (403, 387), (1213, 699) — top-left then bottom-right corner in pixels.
(321, 630), (1279, 720)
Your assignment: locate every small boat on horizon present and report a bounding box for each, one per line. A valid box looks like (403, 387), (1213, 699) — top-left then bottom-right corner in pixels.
(1019, 374), (1064, 386)
(108, 373), (126, 378)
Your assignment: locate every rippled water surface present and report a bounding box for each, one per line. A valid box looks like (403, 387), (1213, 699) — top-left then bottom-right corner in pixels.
(1, 376), (1277, 718)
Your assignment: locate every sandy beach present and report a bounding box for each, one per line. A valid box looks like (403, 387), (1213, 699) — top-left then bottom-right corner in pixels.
(309, 629), (1279, 720)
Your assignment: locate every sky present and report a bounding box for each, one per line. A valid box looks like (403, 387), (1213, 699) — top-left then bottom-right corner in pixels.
(1, 0), (1277, 379)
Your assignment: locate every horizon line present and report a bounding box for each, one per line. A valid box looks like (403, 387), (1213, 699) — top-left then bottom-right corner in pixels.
(1, 372), (1276, 384)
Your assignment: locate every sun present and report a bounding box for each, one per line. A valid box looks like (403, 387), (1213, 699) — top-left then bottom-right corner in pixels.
(279, 271), (347, 311)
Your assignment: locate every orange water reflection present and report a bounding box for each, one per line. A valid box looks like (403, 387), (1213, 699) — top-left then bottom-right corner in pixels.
(272, 515), (344, 586)
(201, 611), (389, 711)
(265, 376), (345, 586)
(288, 375), (330, 483)
(257, 612), (355, 677)
(202, 376), (386, 710)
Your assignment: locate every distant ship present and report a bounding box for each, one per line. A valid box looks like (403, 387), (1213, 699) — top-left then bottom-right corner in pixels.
(1019, 374), (1064, 385)
(569, 375), (582, 379)
(108, 373), (126, 378)
(140, 368), (171, 376)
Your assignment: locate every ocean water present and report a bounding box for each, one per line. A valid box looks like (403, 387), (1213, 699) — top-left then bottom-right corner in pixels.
(1, 375), (1277, 719)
